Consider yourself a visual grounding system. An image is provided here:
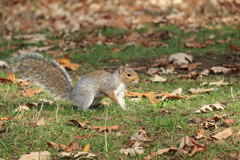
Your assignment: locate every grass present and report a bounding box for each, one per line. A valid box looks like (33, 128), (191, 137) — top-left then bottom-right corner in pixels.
(0, 24), (240, 160)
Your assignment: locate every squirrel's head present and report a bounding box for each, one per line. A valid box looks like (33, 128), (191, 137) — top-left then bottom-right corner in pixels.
(117, 65), (140, 84)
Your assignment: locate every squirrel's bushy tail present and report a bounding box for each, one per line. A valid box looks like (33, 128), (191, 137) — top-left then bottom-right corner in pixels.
(10, 52), (73, 99)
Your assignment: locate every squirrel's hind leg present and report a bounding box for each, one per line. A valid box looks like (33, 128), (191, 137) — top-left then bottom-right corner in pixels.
(73, 93), (94, 111)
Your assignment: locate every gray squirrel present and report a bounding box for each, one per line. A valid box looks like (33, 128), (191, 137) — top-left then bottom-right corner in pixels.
(10, 52), (140, 110)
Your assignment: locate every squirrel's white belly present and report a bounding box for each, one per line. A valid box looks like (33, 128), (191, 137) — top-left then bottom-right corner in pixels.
(114, 83), (126, 95)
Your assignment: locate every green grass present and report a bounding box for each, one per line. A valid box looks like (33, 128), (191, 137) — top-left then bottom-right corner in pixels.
(0, 25), (240, 159)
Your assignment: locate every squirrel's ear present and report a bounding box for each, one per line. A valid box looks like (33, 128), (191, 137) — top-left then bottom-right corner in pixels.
(125, 63), (129, 67)
(118, 65), (125, 74)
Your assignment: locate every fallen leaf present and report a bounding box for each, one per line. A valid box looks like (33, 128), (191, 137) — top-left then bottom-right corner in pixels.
(151, 58), (169, 67)
(59, 151), (98, 159)
(189, 88), (216, 94)
(91, 125), (120, 133)
(47, 141), (60, 150)
(0, 116), (24, 121)
(181, 35), (197, 43)
(15, 104), (30, 112)
(129, 127), (153, 147)
(68, 119), (89, 128)
(175, 136), (206, 157)
(120, 147), (144, 156)
(19, 151), (50, 160)
(169, 53), (193, 65)
(224, 119), (236, 126)
(27, 45), (54, 52)
(229, 44), (240, 51)
(83, 143), (90, 152)
(147, 68), (158, 75)
(56, 58), (71, 64)
(159, 67), (176, 74)
(22, 88), (44, 97)
(216, 38), (231, 44)
(180, 62), (203, 71)
(212, 128), (233, 141)
(156, 147), (178, 155)
(56, 57), (81, 71)
(194, 104), (227, 113)
(35, 117), (46, 126)
(210, 66), (233, 74)
(0, 72), (15, 84)
(111, 48), (121, 52)
(62, 63), (81, 71)
(178, 71), (202, 79)
(185, 42), (207, 48)
(200, 79), (232, 86)
(150, 75), (167, 82)
(196, 129), (206, 140)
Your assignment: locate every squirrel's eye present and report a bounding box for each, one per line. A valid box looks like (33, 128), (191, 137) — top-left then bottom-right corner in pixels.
(127, 73), (132, 77)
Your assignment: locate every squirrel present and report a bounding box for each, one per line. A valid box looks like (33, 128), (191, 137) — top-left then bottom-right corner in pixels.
(10, 52), (140, 111)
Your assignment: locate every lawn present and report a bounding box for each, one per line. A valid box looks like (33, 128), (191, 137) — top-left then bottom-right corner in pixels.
(0, 1), (240, 160)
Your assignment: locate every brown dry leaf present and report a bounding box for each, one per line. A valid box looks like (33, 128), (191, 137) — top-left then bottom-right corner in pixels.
(15, 34), (46, 43)
(224, 119), (236, 126)
(181, 35), (197, 43)
(14, 105), (30, 112)
(19, 151), (50, 160)
(178, 71), (202, 79)
(0, 116), (24, 121)
(156, 147), (178, 155)
(175, 136), (206, 157)
(185, 42), (207, 48)
(108, 58), (122, 62)
(111, 48), (121, 52)
(91, 125), (120, 133)
(161, 88), (183, 101)
(147, 68), (158, 75)
(68, 119), (89, 128)
(216, 38), (231, 44)
(196, 129), (206, 140)
(151, 58), (169, 67)
(27, 45), (54, 52)
(0, 72), (15, 84)
(56, 57), (81, 71)
(64, 142), (82, 152)
(120, 147), (144, 156)
(210, 66), (233, 74)
(56, 58), (71, 64)
(62, 63), (81, 71)
(150, 75), (167, 82)
(180, 62), (203, 71)
(200, 120), (217, 129)
(194, 104), (227, 113)
(169, 53), (193, 65)
(159, 67), (176, 74)
(22, 88), (44, 97)
(129, 127), (153, 148)
(126, 91), (162, 104)
(35, 117), (46, 126)
(143, 152), (157, 160)
(189, 88), (216, 94)
(47, 141), (60, 150)
(212, 128), (233, 141)
(83, 143), (90, 152)
(229, 44), (240, 51)
(59, 151), (98, 159)
(200, 79), (233, 86)
(75, 135), (88, 140)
